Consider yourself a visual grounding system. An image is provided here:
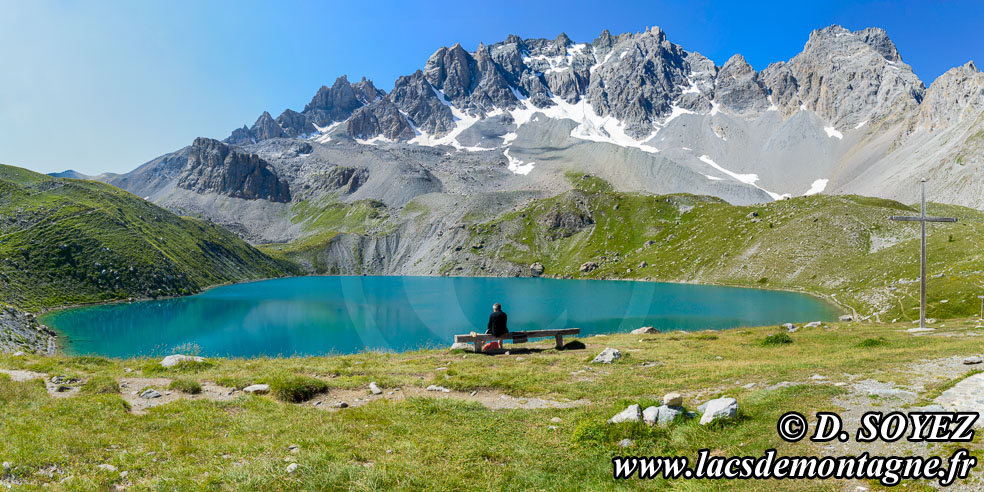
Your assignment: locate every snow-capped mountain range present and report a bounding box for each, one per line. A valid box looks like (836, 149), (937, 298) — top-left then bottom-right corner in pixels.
(67, 25), (984, 257)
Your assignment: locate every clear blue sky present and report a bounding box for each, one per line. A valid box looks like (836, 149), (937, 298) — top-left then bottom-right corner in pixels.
(1, 0), (982, 175)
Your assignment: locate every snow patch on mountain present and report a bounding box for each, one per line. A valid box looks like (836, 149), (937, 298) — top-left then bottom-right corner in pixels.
(404, 86), (496, 151)
(804, 179), (829, 196)
(508, 87), (659, 153)
(699, 155), (785, 200)
(503, 148), (535, 175)
(824, 126), (844, 139)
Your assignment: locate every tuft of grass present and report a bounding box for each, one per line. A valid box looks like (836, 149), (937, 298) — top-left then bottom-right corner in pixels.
(141, 359), (215, 375)
(168, 378), (202, 394)
(761, 333), (793, 346)
(857, 337), (888, 348)
(268, 374), (329, 403)
(81, 376), (120, 394)
(215, 376), (254, 390)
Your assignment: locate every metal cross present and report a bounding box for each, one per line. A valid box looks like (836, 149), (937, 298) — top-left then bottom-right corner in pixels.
(889, 179), (957, 328)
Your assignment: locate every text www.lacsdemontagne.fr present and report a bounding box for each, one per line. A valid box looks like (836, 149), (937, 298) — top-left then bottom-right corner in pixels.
(612, 449), (976, 487)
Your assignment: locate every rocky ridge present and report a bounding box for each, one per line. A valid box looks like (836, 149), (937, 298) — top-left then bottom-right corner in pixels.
(0, 304), (55, 355)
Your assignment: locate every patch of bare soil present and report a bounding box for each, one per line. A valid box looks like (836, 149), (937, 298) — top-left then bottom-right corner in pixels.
(119, 377), (238, 415)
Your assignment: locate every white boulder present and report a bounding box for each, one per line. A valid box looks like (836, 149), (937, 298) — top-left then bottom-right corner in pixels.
(160, 354), (205, 368)
(243, 384), (270, 395)
(699, 397), (738, 425)
(608, 404), (641, 424)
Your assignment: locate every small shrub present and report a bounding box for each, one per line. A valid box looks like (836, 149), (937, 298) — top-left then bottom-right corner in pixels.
(571, 420), (614, 446)
(694, 333), (718, 341)
(857, 337), (888, 348)
(169, 378), (202, 394)
(761, 333), (793, 346)
(269, 375), (328, 403)
(82, 376), (120, 394)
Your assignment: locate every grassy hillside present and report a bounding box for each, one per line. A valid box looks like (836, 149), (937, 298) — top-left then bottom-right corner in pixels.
(465, 174), (984, 321)
(0, 165), (296, 312)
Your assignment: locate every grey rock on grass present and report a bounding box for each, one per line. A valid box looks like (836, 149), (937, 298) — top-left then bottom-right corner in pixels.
(592, 347), (621, 364)
(643, 405), (685, 426)
(139, 389), (163, 399)
(699, 397), (738, 425)
(243, 384), (270, 394)
(609, 404), (641, 424)
(160, 354), (205, 368)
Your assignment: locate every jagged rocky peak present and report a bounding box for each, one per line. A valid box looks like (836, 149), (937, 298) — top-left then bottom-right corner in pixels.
(855, 27), (902, 62)
(275, 109), (315, 138)
(714, 54), (770, 114)
(585, 24), (692, 137)
(388, 70), (455, 136)
(916, 61), (984, 131)
(303, 75), (370, 126)
(177, 137), (291, 202)
(425, 43), (476, 101)
(250, 111), (287, 141)
(779, 25), (925, 129)
(226, 75), (380, 145)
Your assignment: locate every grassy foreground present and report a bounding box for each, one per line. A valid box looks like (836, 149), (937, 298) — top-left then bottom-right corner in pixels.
(3, 318), (984, 490)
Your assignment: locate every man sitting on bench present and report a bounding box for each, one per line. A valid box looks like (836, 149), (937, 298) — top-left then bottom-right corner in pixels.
(484, 303), (508, 351)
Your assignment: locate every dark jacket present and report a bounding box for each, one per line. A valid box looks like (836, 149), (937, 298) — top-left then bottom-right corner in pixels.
(487, 310), (508, 337)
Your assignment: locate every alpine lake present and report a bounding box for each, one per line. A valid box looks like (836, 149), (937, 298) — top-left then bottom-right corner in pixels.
(41, 276), (840, 358)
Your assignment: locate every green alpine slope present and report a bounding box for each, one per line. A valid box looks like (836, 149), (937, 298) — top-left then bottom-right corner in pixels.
(466, 174), (984, 321)
(0, 164), (296, 312)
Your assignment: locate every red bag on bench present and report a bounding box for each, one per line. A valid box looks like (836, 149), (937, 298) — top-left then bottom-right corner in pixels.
(482, 340), (502, 352)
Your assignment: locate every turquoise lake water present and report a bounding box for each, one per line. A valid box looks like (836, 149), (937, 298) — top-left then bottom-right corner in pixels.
(42, 276), (840, 358)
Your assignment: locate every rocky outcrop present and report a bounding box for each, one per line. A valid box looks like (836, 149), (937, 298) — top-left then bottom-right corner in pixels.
(776, 26), (925, 129)
(915, 61), (984, 131)
(0, 304), (56, 355)
(714, 54), (770, 114)
(389, 71), (456, 137)
(347, 99), (416, 141)
(177, 138), (291, 202)
(316, 166), (369, 194)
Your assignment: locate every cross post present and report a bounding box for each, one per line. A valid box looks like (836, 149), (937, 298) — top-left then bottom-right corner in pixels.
(889, 179), (957, 328)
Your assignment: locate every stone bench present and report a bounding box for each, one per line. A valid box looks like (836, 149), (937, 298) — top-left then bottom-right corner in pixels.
(454, 328), (581, 353)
